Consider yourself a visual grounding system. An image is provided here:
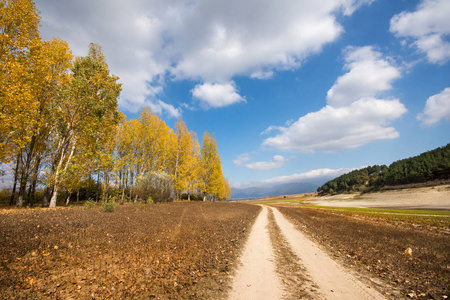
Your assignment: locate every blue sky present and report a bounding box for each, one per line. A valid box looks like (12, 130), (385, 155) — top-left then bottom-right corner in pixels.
(34, 0), (450, 189)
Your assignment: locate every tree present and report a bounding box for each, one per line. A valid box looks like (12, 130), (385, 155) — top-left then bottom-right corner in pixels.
(14, 39), (72, 206)
(172, 118), (201, 200)
(223, 177), (231, 200)
(199, 132), (224, 201)
(138, 107), (172, 175)
(48, 43), (121, 208)
(183, 132), (201, 201)
(0, 0), (41, 163)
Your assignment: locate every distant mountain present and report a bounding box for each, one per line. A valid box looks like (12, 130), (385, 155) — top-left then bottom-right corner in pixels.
(230, 182), (318, 200)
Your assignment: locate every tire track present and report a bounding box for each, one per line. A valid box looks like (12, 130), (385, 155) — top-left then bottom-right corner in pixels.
(228, 206), (282, 299)
(272, 206), (386, 300)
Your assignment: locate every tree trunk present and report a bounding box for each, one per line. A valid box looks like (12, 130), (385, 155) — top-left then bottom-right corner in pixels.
(28, 157), (41, 207)
(10, 151), (22, 206)
(16, 171), (26, 207)
(42, 188), (50, 207)
(188, 193), (191, 201)
(17, 135), (38, 207)
(76, 189), (80, 203)
(96, 170), (100, 201)
(49, 184), (60, 208)
(65, 191), (70, 206)
(50, 135), (76, 208)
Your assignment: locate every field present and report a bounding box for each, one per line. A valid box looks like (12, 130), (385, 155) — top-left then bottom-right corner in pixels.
(275, 205), (450, 299)
(0, 202), (260, 299)
(1, 186), (449, 299)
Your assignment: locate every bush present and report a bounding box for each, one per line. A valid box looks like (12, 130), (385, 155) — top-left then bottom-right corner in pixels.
(135, 172), (174, 203)
(102, 201), (115, 212)
(84, 199), (96, 209)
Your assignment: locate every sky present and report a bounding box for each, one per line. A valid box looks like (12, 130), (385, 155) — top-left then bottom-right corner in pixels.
(31, 0), (450, 190)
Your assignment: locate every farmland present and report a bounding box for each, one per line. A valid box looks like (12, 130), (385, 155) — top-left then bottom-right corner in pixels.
(0, 202), (260, 299)
(276, 205), (450, 298)
(1, 186), (449, 299)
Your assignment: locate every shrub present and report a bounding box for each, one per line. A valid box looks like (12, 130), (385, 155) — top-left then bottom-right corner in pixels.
(135, 172), (174, 203)
(84, 199), (96, 209)
(102, 201), (115, 212)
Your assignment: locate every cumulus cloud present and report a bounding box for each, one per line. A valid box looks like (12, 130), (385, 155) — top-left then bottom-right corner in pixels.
(191, 82), (245, 108)
(35, 0), (373, 112)
(263, 98), (407, 152)
(263, 46), (406, 152)
(390, 0), (450, 64)
(231, 167), (354, 189)
(327, 46), (401, 107)
(417, 87), (450, 126)
(245, 155), (288, 171)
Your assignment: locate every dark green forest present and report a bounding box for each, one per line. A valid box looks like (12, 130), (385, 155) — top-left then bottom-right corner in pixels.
(317, 144), (450, 195)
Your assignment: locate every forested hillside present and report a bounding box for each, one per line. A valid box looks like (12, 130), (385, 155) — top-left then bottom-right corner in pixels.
(0, 0), (230, 207)
(318, 144), (450, 195)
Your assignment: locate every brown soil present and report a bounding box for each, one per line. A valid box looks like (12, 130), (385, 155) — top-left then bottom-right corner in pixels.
(276, 206), (450, 299)
(0, 202), (260, 299)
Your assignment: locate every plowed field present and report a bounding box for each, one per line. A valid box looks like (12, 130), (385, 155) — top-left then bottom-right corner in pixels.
(0, 202), (260, 299)
(277, 206), (450, 299)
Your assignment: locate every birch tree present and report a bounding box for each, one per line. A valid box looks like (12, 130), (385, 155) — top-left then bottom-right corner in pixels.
(48, 43), (121, 208)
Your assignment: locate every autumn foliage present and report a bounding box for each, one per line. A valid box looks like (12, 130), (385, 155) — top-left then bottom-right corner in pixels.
(0, 0), (230, 207)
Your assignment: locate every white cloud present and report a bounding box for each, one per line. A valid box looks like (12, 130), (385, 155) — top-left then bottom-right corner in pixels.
(35, 0), (373, 111)
(233, 153), (251, 167)
(263, 98), (407, 152)
(147, 100), (182, 119)
(231, 167), (354, 189)
(263, 46), (406, 152)
(245, 155), (288, 171)
(191, 82), (245, 108)
(250, 70), (274, 80)
(390, 0), (450, 64)
(327, 46), (401, 107)
(260, 125), (285, 136)
(417, 87), (450, 126)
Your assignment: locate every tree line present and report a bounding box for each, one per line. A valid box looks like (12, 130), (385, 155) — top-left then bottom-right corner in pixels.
(317, 144), (450, 195)
(0, 0), (230, 207)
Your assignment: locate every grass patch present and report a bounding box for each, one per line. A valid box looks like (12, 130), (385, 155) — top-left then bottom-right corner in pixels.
(102, 201), (115, 212)
(277, 205), (450, 227)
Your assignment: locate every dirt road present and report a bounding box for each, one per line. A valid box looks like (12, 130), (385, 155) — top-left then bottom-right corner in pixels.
(228, 206), (283, 299)
(229, 205), (386, 299)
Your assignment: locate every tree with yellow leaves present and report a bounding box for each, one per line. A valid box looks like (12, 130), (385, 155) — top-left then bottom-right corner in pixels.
(47, 43), (121, 208)
(0, 0), (41, 163)
(223, 177), (231, 200)
(172, 118), (201, 200)
(199, 132), (225, 201)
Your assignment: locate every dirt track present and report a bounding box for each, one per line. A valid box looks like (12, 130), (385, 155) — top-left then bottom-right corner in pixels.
(229, 206), (385, 299)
